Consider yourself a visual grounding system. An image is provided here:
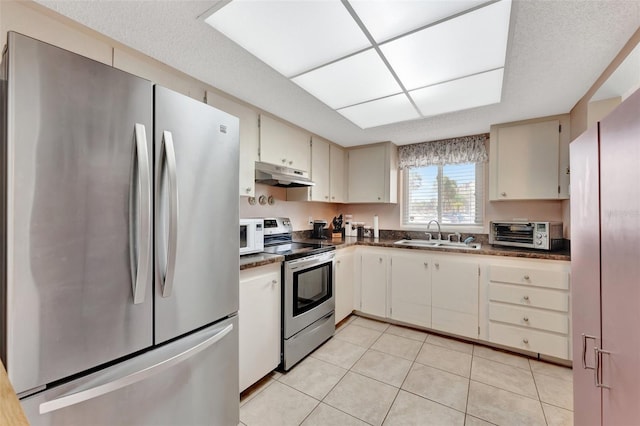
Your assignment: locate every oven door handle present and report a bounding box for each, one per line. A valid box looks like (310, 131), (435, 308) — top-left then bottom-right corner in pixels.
(287, 252), (335, 270)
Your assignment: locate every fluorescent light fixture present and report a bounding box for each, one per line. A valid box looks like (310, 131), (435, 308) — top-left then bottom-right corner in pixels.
(204, 0), (512, 128)
(410, 68), (504, 117)
(349, 0), (486, 43)
(380, 0), (511, 90)
(292, 49), (402, 109)
(337, 94), (420, 129)
(205, 0), (370, 77)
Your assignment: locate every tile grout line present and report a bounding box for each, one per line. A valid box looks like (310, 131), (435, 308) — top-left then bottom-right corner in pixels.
(529, 359), (550, 426)
(464, 347), (475, 423)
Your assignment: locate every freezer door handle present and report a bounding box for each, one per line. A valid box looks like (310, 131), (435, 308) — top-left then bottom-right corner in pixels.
(129, 123), (152, 304)
(39, 323), (234, 414)
(156, 130), (179, 298)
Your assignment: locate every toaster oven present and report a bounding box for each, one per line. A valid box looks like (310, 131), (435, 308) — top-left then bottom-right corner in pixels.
(489, 221), (563, 250)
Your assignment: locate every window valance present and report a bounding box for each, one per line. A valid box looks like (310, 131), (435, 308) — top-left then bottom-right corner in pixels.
(398, 134), (489, 169)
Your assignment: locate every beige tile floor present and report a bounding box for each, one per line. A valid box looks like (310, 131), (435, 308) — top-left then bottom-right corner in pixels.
(239, 315), (573, 426)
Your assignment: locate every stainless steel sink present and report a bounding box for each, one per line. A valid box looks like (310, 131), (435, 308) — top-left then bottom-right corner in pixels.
(393, 239), (482, 250)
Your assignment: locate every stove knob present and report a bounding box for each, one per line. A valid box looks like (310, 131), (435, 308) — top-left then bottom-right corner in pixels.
(536, 240), (542, 245)
(536, 233), (543, 239)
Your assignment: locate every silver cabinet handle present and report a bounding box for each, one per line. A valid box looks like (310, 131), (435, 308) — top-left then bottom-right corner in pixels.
(337, 260), (341, 264)
(522, 338), (529, 344)
(129, 124), (152, 305)
(271, 280), (277, 285)
(523, 316), (529, 322)
(281, 158), (287, 163)
(524, 275), (530, 280)
(582, 334), (597, 370)
(245, 187), (251, 193)
(435, 262), (440, 269)
(501, 192), (507, 196)
(39, 323), (233, 414)
(594, 347), (611, 389)
(523, 295), (530, 301)
(157, 130), (179, 298)
(424, 262), (428, 267)
(378, 257), (383, 263)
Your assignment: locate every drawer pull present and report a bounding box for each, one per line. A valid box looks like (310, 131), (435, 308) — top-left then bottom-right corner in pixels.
(523, 316), (529, 322)
(424, 262), (428, 267)
(378, 257), (383, 263)
(523, 295), (530, 301)
(523, 338), (529, 344)
(524, 275), (530, 280)
(271, 280), (277, 284)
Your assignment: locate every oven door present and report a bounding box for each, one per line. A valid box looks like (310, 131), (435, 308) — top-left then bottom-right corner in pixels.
(283, 251), (335, 338)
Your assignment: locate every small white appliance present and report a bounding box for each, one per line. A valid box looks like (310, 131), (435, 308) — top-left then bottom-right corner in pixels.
(240, 218), (264, 255)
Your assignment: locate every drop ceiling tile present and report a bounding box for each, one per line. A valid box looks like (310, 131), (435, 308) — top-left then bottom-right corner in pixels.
(292, 49), (402, 110)
(337, 94), (420, 129)
(380, 0), (511, 90)
(349, 0), (486, 43)
(410, 68), (504, 117)
(205, 0), (370, 77)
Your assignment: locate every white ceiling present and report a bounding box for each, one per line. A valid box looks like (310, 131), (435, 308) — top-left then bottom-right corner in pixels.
(36, 0), (640, 147)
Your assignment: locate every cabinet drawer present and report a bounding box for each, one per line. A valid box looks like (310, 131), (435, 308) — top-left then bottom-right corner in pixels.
(489, 322), (569, 360)
(489, 303), (569, 334)
(489, 283), (569, 312)
(489, 265), (569, 290)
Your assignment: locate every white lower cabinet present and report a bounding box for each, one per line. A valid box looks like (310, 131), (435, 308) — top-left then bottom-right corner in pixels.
(431, 258), (480, 339)
(359, 249), (389, 318)
(335, 247), (355, 324)
(390, 252), (431, 328)
(352, 246), (571, 360)
(486, 260), (571, 360)
(239, 263), (281, 392)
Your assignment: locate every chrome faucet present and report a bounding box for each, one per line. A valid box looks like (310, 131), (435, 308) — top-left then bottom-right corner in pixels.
(448, 232), (462, 243)
(426, 220), (442, 241)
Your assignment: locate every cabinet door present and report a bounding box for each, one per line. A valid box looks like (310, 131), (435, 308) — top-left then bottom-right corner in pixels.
(206, 91), (259, 197)
(311, 136), (330, 202)
(600, 88), (640, 425)
(390, 253), (431, 328)
(239, 265), (281, 392)
(491, 120), (560, 200)
(360, 252), (388, 317)
(330, 145), (346, 203)
(335, 249), (355, 324)
(570, 124), (602, 426)
(432, 258), (479, 339)
(348, 145), (386, 202)
(259, 115), (310, 171)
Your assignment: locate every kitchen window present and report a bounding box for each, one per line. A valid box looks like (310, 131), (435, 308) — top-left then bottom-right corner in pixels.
(398, 134), (488, 229)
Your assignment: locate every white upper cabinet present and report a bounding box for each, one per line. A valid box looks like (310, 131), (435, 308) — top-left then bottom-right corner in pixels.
(489, 115), (570, 200)
(288, 136), (346, 203)
(206, 91), (259, 197)
(329, 144), (346, 203)
(259, 114), (310, 172)
(347, 142), (398, 203)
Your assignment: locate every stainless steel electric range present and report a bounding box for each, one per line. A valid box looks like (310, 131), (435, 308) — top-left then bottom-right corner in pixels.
(262, 218), (336, 371)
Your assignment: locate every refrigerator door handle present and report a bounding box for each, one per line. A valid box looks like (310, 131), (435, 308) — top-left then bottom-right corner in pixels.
(157, 130), (179, 298)
(39, 323), (234, 414)
(129, 123), (152, 304)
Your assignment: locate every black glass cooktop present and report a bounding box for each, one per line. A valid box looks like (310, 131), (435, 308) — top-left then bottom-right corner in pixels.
(263, 242), (335, 260)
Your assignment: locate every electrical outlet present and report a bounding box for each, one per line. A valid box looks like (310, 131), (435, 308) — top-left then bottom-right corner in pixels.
(308, 216), (313, 225)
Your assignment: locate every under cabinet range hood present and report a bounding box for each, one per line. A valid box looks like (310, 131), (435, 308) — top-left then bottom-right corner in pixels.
(255, 161), (315, 187)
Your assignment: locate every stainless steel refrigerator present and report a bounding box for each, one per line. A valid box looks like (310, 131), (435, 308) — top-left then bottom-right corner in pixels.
(0, 32), (240, 425)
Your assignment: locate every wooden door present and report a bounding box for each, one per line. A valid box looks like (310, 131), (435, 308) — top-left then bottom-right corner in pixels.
(599, 88), (640, 425)
(569, 124), (602, 426)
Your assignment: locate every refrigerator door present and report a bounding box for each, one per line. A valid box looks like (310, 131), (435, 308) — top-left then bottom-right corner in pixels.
(154, 86), (239, 343)
(20, 316), (239, 426)
(3, 32), (153, 394)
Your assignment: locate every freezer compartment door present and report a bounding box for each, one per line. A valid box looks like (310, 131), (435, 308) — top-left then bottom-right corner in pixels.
(154, 86), (239, 343)
(21, 316), (239, 426)
(4, 32), (153, 394)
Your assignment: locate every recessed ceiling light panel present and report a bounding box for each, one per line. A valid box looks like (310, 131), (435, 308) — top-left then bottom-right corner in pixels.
(205, 0), (370, 77)
(292, 49), (402, 109)
(337, 94), (420, 129)
(349, 0), (486, 43)
(380, 0), (512, 90)
(410, 68), (504, 117)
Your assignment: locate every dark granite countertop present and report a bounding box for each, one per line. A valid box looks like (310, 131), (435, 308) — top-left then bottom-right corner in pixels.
(300, 236), (571, 262)
(239, 235), (570, 271)
(240, 252), (284, 270)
